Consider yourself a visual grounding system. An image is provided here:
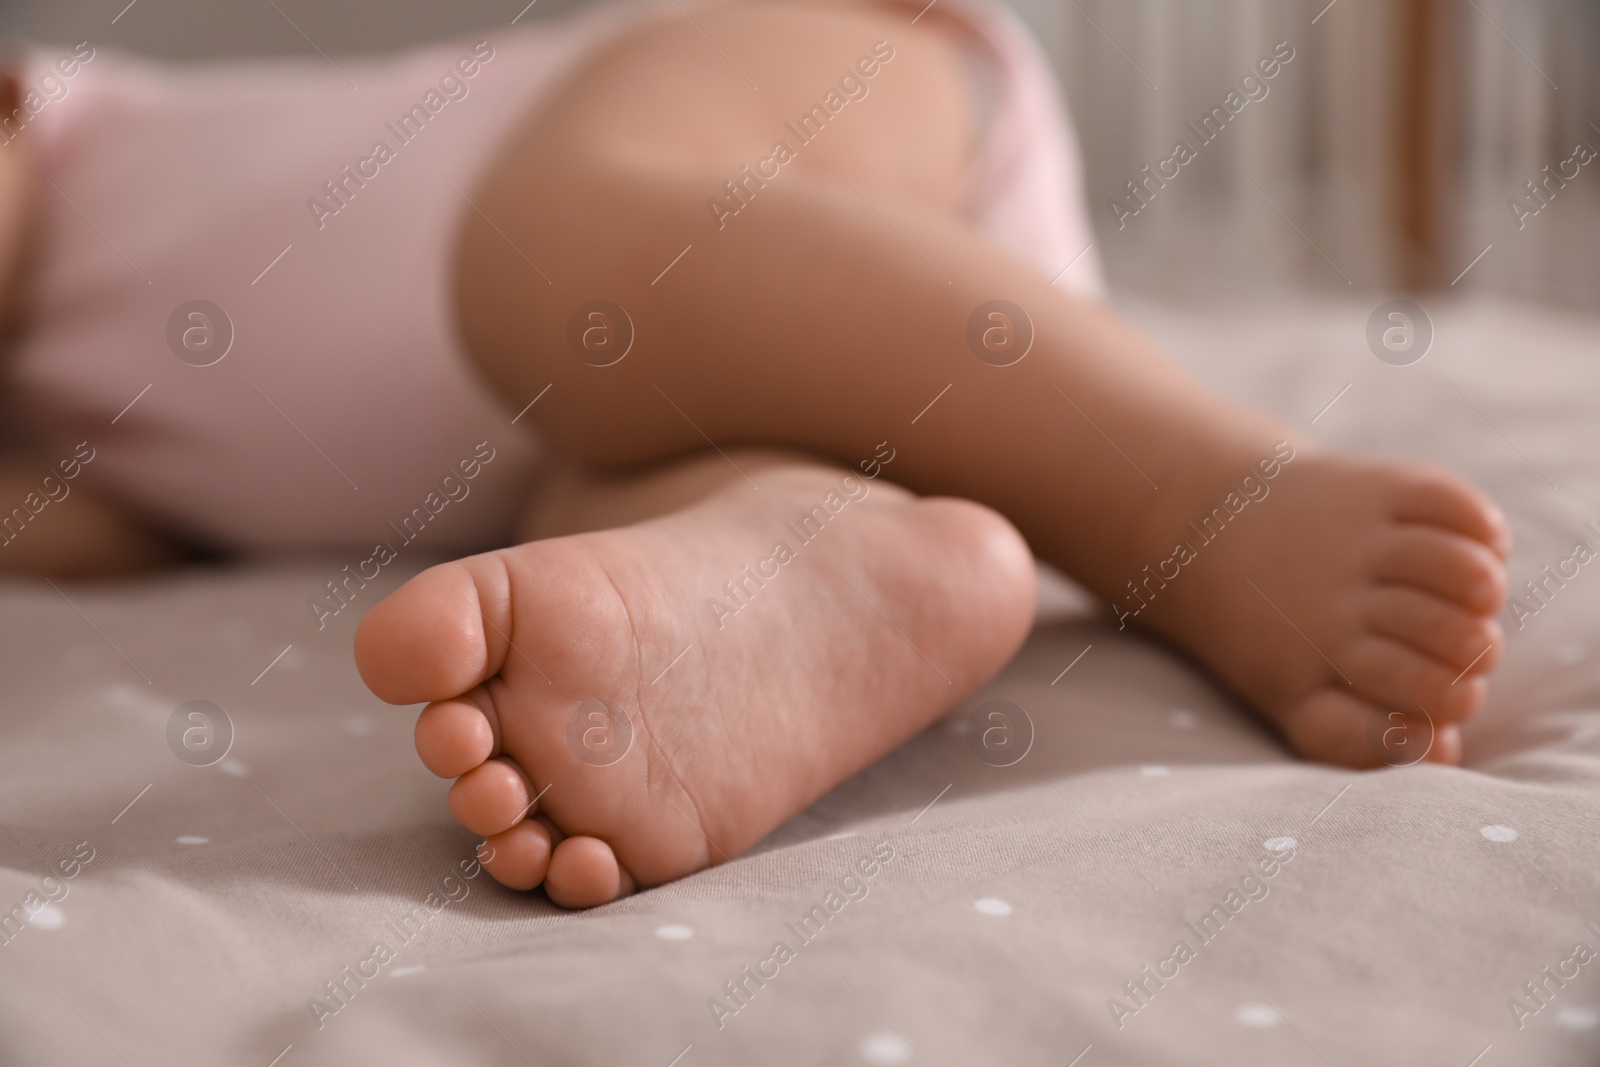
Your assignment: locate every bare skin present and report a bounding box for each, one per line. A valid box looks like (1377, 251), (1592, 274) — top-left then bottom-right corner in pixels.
(0, 3), (1511, 905)
(356, 0), (1511, 903)
(358, 452), (1036, 906)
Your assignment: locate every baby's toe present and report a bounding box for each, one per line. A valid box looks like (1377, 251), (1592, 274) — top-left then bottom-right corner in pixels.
(1282, 688), (1460, 768)
(448, 757), (535, 836)
(415, 690), (499, 778)
(1386, 463), (1513, 559)
(1368, 527), (1507, 614)
(1361, 588), (1502, 676)
(544, 836), (636, 909)
(1342, 635), (1485, 723)
(353, 558), (507, 705)
(480, 821), (554, 891)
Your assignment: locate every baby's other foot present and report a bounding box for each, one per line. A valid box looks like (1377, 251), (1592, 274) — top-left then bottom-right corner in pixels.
(1126, 447), (1510, 767)
(355, 464), (1035, 906)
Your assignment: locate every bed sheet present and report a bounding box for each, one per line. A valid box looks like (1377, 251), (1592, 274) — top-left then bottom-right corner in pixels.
(2, 295), (1598, 1065)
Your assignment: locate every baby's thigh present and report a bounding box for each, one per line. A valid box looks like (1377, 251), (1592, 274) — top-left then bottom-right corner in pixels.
(537, 0), (976, 209)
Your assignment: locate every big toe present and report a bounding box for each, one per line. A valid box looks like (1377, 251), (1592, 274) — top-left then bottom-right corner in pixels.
(354, 559), (502, 704)
(1341, 636), (1487, 724)
(1282, 688), (1462, 769)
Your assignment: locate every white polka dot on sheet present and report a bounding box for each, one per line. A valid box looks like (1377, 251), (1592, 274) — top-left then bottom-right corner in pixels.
(175, 835), (208, 845)
(1140, 765), (1170, 777)
(1236, 1004), (1281, 1028)
(343, 715), (374, 736)
(655, 924), (693, 941)
(1264, 836), (1296, 853)
(1557, 1005), (1599, 1030)
(388, 965), (425, 978)
(1480, 825), (1518, 842)
(974, 897), (1012, 917)
(218, 759), (249, 778)
(27, 904), (64, 930)
(1554, 644), (1586, 665)
(1169, 708), (1198, 729)
(859, 1032), (913, 1064)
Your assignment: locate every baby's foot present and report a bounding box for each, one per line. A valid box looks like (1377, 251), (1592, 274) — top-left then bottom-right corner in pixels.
(354, 465), (1034, 906)
(1126, 444), (1510, 767)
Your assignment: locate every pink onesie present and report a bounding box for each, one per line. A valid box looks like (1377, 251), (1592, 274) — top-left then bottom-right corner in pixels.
(6, 0), (1102, 556)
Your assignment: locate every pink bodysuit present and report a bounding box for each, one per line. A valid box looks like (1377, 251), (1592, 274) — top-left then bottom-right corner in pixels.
(6, 0), (1102, 556)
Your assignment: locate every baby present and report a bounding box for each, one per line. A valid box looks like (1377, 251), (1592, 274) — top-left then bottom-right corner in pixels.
(0, 0), (1510, 908)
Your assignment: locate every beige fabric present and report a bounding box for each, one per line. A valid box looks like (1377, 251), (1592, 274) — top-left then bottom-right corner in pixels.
(3, 296), (1599, 1065)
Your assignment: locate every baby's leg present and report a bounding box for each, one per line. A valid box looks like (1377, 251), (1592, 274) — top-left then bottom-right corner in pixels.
(0, 459), (180, 577)
(355, 450), (1035, 905)
(451, 0), (1510, 766)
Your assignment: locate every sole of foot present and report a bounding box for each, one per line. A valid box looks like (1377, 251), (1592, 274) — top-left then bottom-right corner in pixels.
(355, 465), (1036, 907)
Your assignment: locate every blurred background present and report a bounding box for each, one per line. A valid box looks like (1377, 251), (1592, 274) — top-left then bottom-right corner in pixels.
(5, 0), (1597, 307)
